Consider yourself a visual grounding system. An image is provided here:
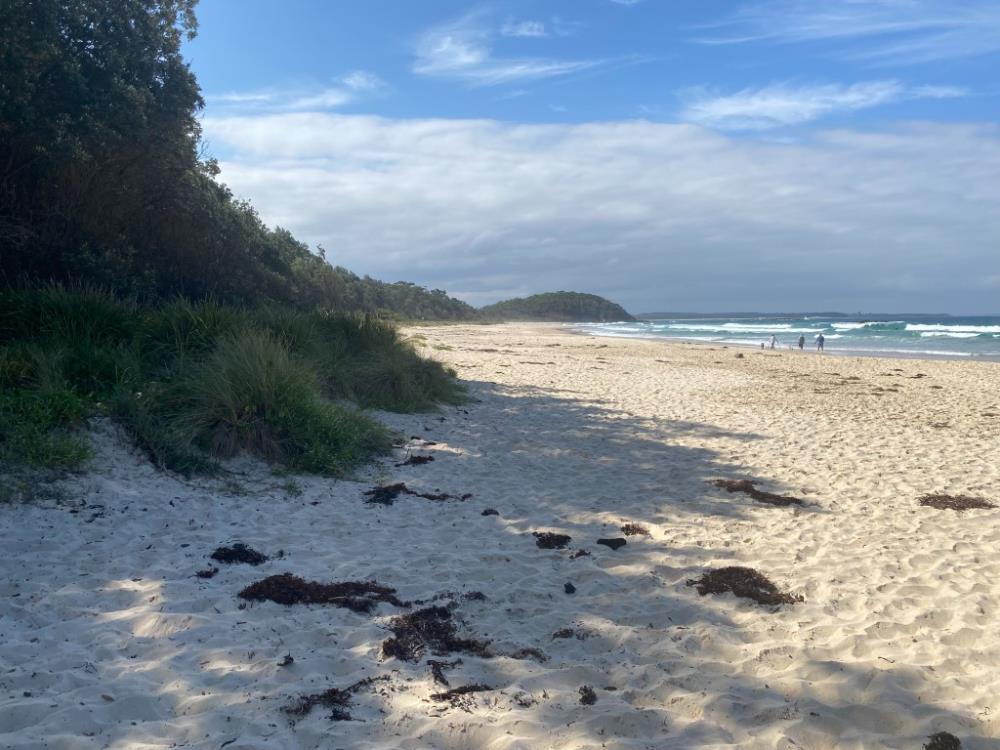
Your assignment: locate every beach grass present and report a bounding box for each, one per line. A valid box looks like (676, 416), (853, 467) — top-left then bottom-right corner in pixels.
(0, 283), (464, 478)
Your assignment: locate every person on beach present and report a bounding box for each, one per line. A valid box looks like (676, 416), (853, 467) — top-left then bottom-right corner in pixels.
(769, 333), (777, 350)
(816, 333), (825, 352)
(798, 335), (805, 350)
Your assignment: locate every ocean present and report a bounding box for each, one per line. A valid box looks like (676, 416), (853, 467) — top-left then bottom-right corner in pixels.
(573, 314), (1000, 360)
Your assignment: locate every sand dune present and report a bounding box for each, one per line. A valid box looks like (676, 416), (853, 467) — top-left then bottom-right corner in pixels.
(2, 323), (998, 749)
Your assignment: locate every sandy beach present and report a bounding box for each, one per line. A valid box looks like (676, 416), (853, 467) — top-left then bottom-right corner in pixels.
(2, 322), (999, 749)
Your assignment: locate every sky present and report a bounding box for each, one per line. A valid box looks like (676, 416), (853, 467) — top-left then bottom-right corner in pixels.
(185, 0), (1000, 314)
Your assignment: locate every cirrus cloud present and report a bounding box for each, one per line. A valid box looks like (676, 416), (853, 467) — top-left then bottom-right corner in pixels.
(679, 80), (967, 130)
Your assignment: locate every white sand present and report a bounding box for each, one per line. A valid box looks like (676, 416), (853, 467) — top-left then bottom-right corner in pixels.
(2, 322), (999, 749)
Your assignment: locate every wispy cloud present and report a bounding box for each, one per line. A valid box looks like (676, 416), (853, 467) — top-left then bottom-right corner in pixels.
(699, 0), (1000, 64)
(500, 20), (548, 38)
(208, 71), (386, 113)
(609, 0), (645, 6)
(679, 80), (968, 130)
(414, 13), (603, 86)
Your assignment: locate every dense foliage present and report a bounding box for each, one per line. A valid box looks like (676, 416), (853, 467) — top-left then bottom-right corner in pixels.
(0, 284), (464, 481)
(479, 292), (635, 323)
(0, 0), (473, 320)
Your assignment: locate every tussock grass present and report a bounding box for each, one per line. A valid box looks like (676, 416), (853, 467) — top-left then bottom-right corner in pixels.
(0, 387), (91, 470)
(0, 284), (463, 479)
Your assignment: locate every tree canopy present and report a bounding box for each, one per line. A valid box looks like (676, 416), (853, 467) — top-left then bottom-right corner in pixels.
(479, 292), (634, 322)
(0, 2), (630, 323)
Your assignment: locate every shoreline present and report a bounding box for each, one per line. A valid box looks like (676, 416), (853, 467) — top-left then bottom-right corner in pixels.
(566, 324), (1000, 363)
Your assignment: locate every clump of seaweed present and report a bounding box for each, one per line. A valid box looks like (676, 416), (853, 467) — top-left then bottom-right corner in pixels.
(238, 573), (408, 613)
(430, 684), (492, 711)
(508, 647), (548, 662)
(395, 454), (435, 467)
(211, 543), (268, 565)
(364, 482), (471, 505)
(579, 686), (597, 705)
(687, 566), (802, 606)
(712, 479), (804, 507)
(620, 522), (650, 537)
(195, 566), (218, 579)
(285, 675), (389, 721)
(428, 658), (462, 686)
(919, 494), (995, 512)
(533, 531), (572, 549)
(381, 606), (491, 662)
(597, 537), (626, 550)
(925, 732), (962, 750)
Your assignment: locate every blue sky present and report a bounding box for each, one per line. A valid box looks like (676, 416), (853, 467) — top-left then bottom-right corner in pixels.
(185, 1), (1000, 313)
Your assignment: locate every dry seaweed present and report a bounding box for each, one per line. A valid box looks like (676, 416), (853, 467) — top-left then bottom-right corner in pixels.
(364, 482), (471, 505)
(712, 479), (804, 507)
(687, 566), (801, 606)
(925, 732), (962, 750)
(509, 647), (548, 662)
(382, 606), (491, 662)
(211, 543), (268, 565)
(239, 573), (408, 613)
(428, 658), (462, 686)
(919, 494), (995, 512)
(533, 531), (572, 549)
(195, 566), (218, 579)
(579, 685), (597, 705)
(620, 522), (650, 537)
(285, 675), (389, 721)
(430, 683), (492, 711)
(597, 537), (627, 550)
(395, 454), (435, 467)
(481, 508), (500, 516)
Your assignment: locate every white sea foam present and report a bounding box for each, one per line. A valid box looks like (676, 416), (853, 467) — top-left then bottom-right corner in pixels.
(907, 324), (1000, 334)
(832, 321), (905, 330)
(665, 323), (821, 334)
(920, 331), (980, 338)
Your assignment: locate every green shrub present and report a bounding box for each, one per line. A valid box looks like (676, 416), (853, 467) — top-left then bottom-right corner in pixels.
(269, 395), (392, 475)
(339, 347), (465, 412)
(0, 388), (91, 470)
(0, 285), (462, 477)
(109, 386), (218, 477)
(139, 297), (244, 369)
(168, 330), (390, 474)
(0, 282), (136, 345)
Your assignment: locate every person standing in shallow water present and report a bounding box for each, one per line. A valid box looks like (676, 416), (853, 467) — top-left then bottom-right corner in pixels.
(798, 335), (805, 350)
(816, 333), (825, 352)
(769, 333), (777, 350)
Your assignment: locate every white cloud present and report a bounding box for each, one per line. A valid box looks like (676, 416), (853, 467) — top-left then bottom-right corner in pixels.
(700, 0), (1000, 64)
(207, 71), (384, 113)
(342, 70), (385, 91)
(414, 14), (603, 86)
(501, 20), (547, 38)
(201, 113), (1000, 312)
(679, 80), (968, 130)
(609, 0), (645, 6)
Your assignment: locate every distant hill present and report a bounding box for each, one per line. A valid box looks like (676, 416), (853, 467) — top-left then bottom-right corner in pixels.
(479, 292), (634, 322)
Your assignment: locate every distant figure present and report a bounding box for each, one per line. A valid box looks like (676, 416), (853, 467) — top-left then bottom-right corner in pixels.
(816, 333), (825, 352)
(798, 335), (805, 350)
(769, 333), (777, 350)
